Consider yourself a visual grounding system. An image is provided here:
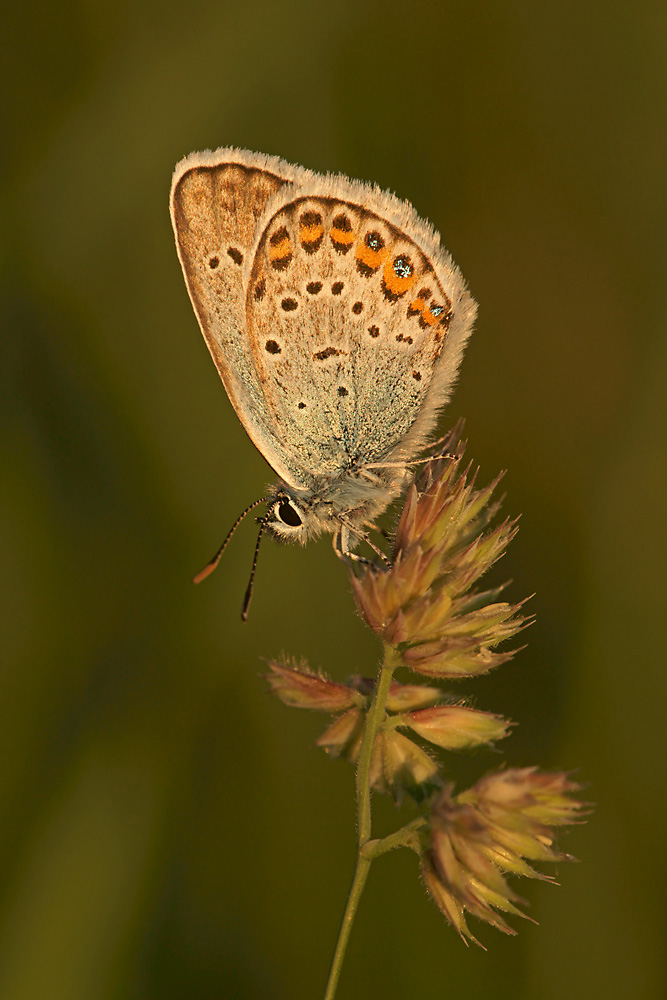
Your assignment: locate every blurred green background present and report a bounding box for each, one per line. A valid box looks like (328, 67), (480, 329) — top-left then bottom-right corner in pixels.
(2, 1), (666, 997)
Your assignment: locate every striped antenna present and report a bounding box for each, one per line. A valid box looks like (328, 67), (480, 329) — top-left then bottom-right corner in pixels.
(193, 497), (268, 585)
(241, 516), (269, 621)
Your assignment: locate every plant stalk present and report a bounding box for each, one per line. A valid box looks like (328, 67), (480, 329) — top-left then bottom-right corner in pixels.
(322, 645), (399, 1000)
(321, 853), (371, 1000)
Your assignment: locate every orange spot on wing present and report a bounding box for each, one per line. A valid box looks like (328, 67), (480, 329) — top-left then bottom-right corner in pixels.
(300, 223), (323, 242)
(414, 299), (439, 326)
(383, 257), (416, 297)
(330, 226), (355, 247)
(269, 237), (293, 261)
(355, 241), (388, 272)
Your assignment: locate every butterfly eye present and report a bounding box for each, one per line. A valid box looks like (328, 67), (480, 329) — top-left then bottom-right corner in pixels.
(276, 500), (303, 527)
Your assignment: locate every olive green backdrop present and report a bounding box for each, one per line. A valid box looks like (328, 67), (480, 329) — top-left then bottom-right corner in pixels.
(2, 1), (665, 998)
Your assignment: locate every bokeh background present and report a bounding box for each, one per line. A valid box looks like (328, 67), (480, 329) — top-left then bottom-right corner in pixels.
(2, 1), (666, 998)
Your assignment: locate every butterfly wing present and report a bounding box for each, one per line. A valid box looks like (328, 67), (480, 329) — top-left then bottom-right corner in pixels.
(243, 174), (476, 486)
(172, 149), (476, 496)
(170, 148), (313, 490)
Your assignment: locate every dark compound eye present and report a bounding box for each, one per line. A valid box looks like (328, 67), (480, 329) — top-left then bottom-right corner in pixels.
(277, 500), (303, 527)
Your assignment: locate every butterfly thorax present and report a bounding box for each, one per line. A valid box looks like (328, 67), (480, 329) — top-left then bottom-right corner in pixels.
(264, 461), (410, 549)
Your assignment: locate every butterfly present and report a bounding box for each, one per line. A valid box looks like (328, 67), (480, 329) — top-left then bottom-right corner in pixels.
(170, 148), (476, 615)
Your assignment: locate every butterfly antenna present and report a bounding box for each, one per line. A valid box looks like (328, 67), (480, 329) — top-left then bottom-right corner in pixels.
(241, 515), (268, 621)
(193, 497), (268, 585)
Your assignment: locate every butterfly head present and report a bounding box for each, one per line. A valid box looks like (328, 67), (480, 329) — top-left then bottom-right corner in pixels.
(263, 488), (332, 545)
(265, 494), (307, 540)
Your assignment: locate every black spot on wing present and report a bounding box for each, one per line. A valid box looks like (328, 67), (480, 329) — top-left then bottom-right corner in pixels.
(313, 347), (342, 361)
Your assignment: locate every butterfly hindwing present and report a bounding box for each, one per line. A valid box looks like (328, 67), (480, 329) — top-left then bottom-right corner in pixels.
(245, 185), (474, 484)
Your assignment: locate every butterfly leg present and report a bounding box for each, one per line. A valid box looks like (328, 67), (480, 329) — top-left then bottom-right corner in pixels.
(332, 525), (374, 566)
(362, 520), (392, 542)
(362, 454), (456, 472)
(338, 514), (390, 565)
(358, 468), (384, 484)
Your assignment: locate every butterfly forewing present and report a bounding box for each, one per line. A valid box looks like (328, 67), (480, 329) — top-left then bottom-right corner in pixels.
(171, 153), (312, 489)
